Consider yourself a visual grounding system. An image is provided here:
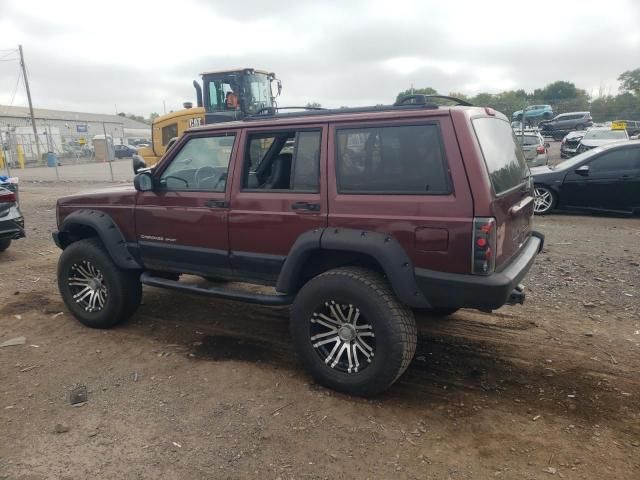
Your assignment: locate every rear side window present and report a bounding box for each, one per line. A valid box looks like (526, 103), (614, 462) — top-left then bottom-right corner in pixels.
(242, 129), (321, 192)
(473, 117), (529, 195)
(590, 148), (640, 172)
(336, 124), (450, 194)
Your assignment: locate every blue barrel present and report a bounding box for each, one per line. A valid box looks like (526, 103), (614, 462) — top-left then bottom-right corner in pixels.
(46, 152), (57, 167)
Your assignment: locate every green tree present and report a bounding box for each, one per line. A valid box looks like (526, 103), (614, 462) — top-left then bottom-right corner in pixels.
(618, 68), (640, 95)
(534, 81), (579, 101)
(305, 102), (322, 109)
(148, 112), (159, 123)
(396, 87), (437, 103)
(116, 112), (148, 124)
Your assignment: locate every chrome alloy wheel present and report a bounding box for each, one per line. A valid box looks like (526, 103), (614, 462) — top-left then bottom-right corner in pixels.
(68, 260), (108, 313)
(310, 301), (376, 374)
(533, 186), (553, 214)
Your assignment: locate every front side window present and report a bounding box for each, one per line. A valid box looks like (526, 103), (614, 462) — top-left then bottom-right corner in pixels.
(207, 79), (238, 112)
(336, 124), (450, 194)
(473, 117), (529, 195)
(160, 134), (235, 191)
(162, 123), (178, 146)
(243, 130), (321, 191)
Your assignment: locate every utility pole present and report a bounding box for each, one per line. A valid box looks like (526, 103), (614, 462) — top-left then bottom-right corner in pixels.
(18, 45), (42, 164)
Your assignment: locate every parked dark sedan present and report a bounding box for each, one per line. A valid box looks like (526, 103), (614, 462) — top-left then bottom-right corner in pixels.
(531, 140), (640, 215)
(114, 144), (138, 158)
(0, 184), (25, 251)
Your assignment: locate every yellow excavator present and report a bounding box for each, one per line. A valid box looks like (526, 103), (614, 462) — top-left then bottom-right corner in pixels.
(135, 68), (281, 170)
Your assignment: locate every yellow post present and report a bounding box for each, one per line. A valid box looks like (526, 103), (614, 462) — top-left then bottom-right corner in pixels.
(17, 145), (25, 169)
(0, 148), (4, 169)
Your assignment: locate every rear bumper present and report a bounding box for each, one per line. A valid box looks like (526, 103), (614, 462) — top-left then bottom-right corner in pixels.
(415, 231), (544, 310)
(0, 213), (25, 240)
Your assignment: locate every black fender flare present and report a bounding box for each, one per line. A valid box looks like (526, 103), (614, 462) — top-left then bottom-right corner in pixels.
(56, 209), (141, 270)
(276, 227), (430, 308)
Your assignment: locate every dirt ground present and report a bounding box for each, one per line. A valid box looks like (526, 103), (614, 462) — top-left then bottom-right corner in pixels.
(1, 182), (639, 480)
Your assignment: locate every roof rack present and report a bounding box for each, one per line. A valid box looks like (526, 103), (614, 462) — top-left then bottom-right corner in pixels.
(252, 106), (327, 116)
(393, 94), (473, 107)
(244, 96), (473, 122)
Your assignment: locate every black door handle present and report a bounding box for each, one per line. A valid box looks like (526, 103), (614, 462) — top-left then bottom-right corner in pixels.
(205, 199), (229, 208)
(291, 202), (320, 212)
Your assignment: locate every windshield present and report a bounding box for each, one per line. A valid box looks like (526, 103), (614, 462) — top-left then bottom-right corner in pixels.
(242, 73), (273, 114)
(583, 129), (627, 140)
(473, 117), (530, 195)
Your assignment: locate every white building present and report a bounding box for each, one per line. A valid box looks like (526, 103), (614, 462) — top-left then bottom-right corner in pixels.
(0, 104), (150, 162)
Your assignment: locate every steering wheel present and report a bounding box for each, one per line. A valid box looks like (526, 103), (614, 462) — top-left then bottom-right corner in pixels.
(199, 172), (227, 191)
(194, 166), (217, 188)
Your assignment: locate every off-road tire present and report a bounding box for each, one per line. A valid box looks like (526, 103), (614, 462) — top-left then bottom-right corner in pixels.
(423, 307), (459, 318)
(57, 238), (141, 329)
(0, 238), (11, 252)
(290, 267), (417, 396)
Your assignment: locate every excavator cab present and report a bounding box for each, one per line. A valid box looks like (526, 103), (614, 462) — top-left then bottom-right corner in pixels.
(194, 68), (281, 124)
(135, 68), (281, 173)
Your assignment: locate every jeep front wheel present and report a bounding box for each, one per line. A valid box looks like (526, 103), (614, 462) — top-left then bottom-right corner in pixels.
(57, 238), (141, 329)
(290, 267), (417, 396)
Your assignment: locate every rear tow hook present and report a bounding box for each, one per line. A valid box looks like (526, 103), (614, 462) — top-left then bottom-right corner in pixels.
(507, 284), (525, 305)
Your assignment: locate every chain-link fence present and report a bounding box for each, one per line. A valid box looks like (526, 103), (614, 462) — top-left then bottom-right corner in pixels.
(0, 118), (137, 182)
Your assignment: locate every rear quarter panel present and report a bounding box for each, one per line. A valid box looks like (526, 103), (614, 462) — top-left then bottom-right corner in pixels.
(327, 112), (474, 274)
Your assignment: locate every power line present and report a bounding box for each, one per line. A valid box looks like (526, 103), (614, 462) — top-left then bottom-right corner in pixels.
(0, 50), (18, 60)
(7, 67), (22, 106)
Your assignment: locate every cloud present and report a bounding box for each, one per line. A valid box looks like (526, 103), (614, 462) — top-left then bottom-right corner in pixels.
(1, 0), (638, 115)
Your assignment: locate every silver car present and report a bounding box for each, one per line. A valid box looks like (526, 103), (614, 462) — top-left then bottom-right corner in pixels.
(516, 132), (549, 167)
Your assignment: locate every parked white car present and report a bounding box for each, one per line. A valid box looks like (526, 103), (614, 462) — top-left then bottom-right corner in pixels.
(577, 127), (629, 153)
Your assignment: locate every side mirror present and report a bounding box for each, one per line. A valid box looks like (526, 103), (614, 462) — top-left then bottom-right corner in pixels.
(134, 171), (154, 192)
(132, 154), (147, 174)
(575, 165), (589, 176)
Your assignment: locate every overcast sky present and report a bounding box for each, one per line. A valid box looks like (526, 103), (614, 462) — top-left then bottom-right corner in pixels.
(1, 0), (639, 116)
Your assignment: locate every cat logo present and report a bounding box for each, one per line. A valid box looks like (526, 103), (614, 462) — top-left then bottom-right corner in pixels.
(188, 117), (203, 128)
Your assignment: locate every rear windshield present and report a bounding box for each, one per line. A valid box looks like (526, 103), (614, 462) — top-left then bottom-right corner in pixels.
(473, 117), (529, 195)
(583, 129), (627, 140)
(517, 135), (540, 146)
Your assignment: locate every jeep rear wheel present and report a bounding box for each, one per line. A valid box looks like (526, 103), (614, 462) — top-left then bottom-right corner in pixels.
(290, 267), (417, 396)
(57, 238), (141, 329)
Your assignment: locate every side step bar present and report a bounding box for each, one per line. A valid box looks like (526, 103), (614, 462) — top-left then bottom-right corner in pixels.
(140, 272), (293, 306)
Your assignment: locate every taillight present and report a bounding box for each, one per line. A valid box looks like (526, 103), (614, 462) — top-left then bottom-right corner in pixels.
(0, 191), (16, 203)
(536, 145), (545, 154)
(472, 217), (496, 275)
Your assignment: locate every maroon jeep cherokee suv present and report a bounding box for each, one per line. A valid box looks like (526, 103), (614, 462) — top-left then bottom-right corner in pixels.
(53, 97), (543, 396)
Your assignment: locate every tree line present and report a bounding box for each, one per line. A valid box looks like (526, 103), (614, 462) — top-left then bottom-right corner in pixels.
(397, 68), (640, 122)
